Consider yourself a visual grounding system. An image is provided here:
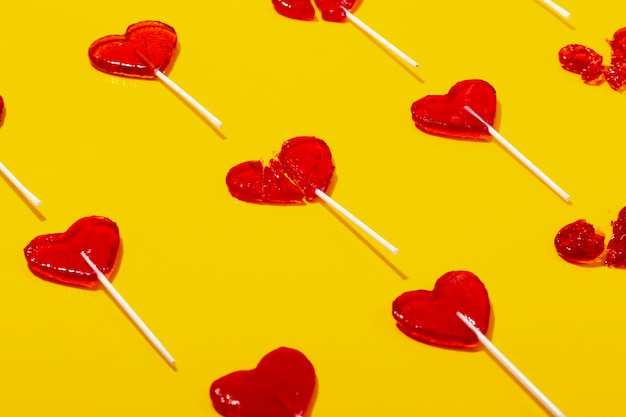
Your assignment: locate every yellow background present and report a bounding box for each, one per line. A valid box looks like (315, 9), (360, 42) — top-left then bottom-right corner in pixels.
(1, 1), (625, 416)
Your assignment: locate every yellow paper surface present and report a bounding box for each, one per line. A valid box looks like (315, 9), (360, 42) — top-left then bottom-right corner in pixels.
(1, 1), (625, 416)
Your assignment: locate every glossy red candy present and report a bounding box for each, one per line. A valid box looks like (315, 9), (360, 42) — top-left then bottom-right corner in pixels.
(559, 28), (626, 92)
(410, 79), (497, 141)
(226, 136), (335, 204)
(554, 219), (605, 265)
(558, 44), (604, 83)
(24, 216), (120, 289)
(273, 0), (358, 22)
(392, 271), (490, 348)
(210, 347), (316, 417)
(272, 0), (316, 20)
(88, 21), (177, 79)
(0, 95), (4, 124)
(606, 207), (626, 267)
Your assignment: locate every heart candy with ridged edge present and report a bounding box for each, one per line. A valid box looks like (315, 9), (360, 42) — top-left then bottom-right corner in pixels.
(392, 270), (491, 348)
(210, 347), (316, 417)
(88, 20), (177, 79)
(410, 79), (497, 141)
(24, 216), (120, 289)
(226, 136), (335, 204)
(272, 0), (358, 22)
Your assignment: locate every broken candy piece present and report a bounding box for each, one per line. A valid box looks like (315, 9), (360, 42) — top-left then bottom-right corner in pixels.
(88, 21), (177, 79)
(607, 207), (626, 267)
(226, 136), (335, 204)
(554, 219), (606, 265)
(272, 0), (316, 20)
(392, 271), (491, 348)
(558, 44), (604, 83)
(210, 347), (316, 417)
(24, 216), (120, 289)
(272, 0), (358, 22)
(410, 79), (497, 141)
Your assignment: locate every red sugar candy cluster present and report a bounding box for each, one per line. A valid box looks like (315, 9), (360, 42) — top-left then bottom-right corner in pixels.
(559, 27), (626, 92)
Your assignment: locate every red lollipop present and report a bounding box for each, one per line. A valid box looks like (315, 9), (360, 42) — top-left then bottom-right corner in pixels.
(392, 271), (491, 348)
(0, 95), (42, 206)
(88, 21), (222, 129)
(411, 79), (570, 203)
(226, 136), (398, 254)
(24, 216), (175, 367)
(393, 271), (566, 416)
(210, 347), (316, 417)
(271, 0), (418, 67)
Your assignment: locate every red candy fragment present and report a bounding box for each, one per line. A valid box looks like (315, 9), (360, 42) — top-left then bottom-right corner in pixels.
(554, 219), (605, 265)
(226, 136), (335, 204)
(88, 21), (177, 79)
(0, 95), (4, 124)
(392, 271), (491, 348)
(559, 27), (626, 92)
(272, 0), (316, 20)
(410, 79), (497, 141)
(607, 207), (626, 267)
(558, 44), (604, 83)
(272, 0), (358, 22)
(210, 347), (316, 417)
(24, 216), (120, 289)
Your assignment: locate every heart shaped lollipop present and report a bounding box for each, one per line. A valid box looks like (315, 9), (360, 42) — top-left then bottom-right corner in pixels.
(272, 0), (357, 22)
(271, 0), (417, 67)
(210, 347), (316, 417)
(88, 21), (222, 129)
(226, 136), (334, 204)
(410, 79), (497, 141)
(88, 21), (177, 79)
(227, 136), (398, 253)
(24, 216), (120, 289)
(392, 270), (491, 348)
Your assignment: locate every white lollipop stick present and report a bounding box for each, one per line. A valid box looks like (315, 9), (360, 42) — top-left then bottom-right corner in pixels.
(341, 7), (418, 68)
(456, 312), (566, 417)
(80, 251), (176, 368)
(463, 106), (570, 203)
(0, 161), (41, 206)
(538, 0), (570, 19)
(153, 69), (223, 129)
(314, 189), (399, 254)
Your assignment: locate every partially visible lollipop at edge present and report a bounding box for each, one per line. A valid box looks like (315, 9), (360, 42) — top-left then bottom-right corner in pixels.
(272, 0), (418, 68)
(0, 95), (42, 207)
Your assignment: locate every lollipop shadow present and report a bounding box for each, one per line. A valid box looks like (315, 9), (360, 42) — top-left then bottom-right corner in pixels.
(161, 43), (226, 139)
(347, 20), (423, 84)
(97, 243), (178, 370)
(532, 0), (575, 29)
(316, 175), (409, 280)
